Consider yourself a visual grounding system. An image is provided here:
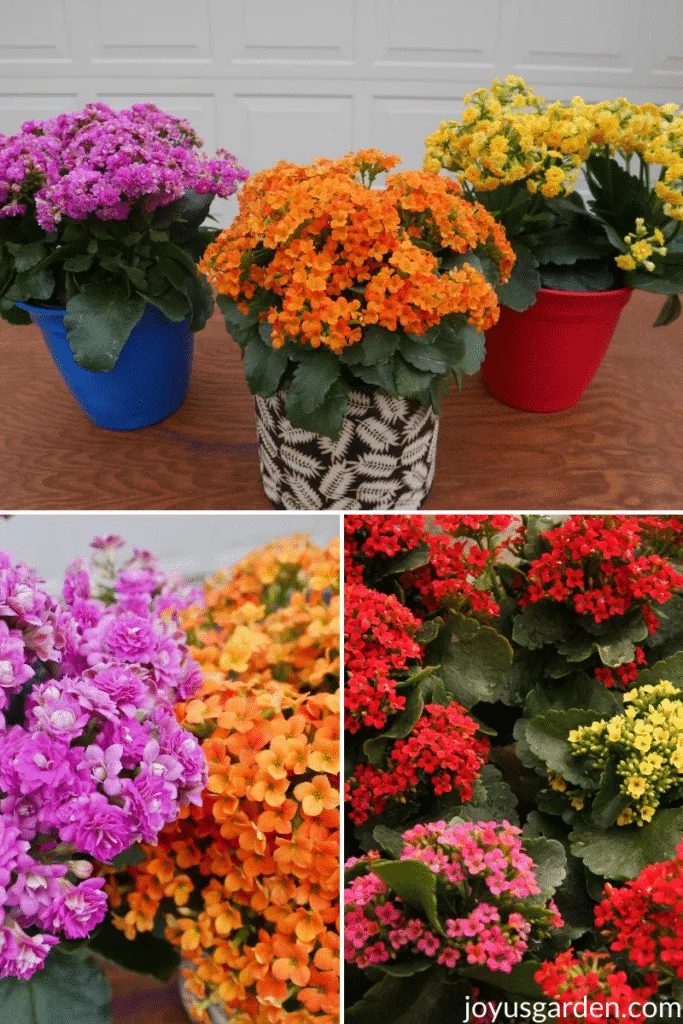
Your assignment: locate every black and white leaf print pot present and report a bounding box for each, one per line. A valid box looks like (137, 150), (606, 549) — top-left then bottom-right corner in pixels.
(179, 961), (229, 1023)
(254, 389), (439, 510)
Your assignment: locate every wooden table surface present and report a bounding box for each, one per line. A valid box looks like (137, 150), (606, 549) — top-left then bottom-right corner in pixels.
(107, 965), (188, 1024)
(0, 291), (681, 510)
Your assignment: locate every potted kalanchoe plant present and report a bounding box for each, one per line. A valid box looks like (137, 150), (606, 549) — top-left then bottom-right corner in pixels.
(0, 537), (207, 1024)
(344, 513), (683, 1022)
(200, 149), (514, 510)
(424, 77), (683, 412)
(0, 103), (247, 429)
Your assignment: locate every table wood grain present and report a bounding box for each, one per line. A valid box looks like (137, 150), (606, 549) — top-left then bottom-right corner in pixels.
(0, 291), (680, 510)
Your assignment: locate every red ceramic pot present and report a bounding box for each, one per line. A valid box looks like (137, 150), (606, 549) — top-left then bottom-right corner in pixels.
(482, 286), (633, 413)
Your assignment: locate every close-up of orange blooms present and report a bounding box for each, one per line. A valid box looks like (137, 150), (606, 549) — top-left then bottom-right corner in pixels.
(200, 149), (515, 353)
(105, 535), (340, 1024)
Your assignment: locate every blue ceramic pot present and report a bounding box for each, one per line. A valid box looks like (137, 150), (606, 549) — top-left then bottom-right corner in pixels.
(16, 301), (194, 430)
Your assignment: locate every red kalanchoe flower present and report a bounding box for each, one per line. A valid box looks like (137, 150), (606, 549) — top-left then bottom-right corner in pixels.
(536, 950), (658, 1022)
(594, 646), (647, 689)
(345, 584), (423, 734)
(345, 703), (489, 824)
(344, 515), (427, 586)
(522, 515), (683, 629)
(595, 840), (683, 984)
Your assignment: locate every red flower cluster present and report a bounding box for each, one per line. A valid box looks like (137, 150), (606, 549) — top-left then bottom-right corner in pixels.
(403, 516), (522, 617)
(345, 703), (489, 824)
(344, 515), (426, 585)
(594, 646), (647, 690)
(536, 950), (658, 1022)
(523, 516), (683, 627)
(636, 516), (683, 560)
(595, 840), (683, 984)
(345, 584), (423, 734)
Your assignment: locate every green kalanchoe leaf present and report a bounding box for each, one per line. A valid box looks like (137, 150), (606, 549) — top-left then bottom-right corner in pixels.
(495, 241), (540, 312)
(290, 348), (341, 413)
(285, 377), (350, 440)
(244, 331), (288, 397)
(427, 613), (513, 709)
(372, 859), (443, 935)
(64, 280), (145, 371)
(570, 807), (683, 880)
(524, 709), (604, 787)
(0, 949), (111, 1024)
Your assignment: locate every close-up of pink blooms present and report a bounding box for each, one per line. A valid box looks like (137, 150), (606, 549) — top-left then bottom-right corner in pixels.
(0, 103), (248, 230)
(0, 540), (207, 980)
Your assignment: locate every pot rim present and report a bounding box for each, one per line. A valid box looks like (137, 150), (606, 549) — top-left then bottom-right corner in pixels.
(536, 285), (634, 299)
(15, 301), (66, 316)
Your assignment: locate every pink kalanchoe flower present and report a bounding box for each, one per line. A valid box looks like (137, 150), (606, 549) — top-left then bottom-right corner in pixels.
(57, 792), (135, 862)
(0, 621), (33, 709)
(53, 877), (108, 939)
(0, 541), (206, 980)
(1, 103), (248, 228)
(6, 862), (68, 930)
(3, 921), (59, 980)
(344, 821), (563, 977)
(90, 535), (125, 551)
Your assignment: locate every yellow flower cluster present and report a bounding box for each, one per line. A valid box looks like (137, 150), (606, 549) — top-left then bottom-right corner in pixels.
(568, 682), (683, 826)
(424, 76), (683, 217)
(615, 218), (668, 273)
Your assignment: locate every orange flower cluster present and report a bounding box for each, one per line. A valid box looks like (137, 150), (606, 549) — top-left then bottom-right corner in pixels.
(106, 535), (341, 1024)
(199, 150), (514, 352)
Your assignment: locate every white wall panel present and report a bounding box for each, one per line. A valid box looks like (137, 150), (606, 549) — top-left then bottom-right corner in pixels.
(234, 93), (355, 168)
(230, 0), (356, 66)
(0, 94), (81, 135)
(89, 0), (213, 67)
(368, 0), (501, 74)
(371, 96), (465, 170)
(0, 0), (72, 68)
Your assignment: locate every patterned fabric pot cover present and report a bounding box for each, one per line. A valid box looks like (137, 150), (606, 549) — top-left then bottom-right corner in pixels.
(255, 388), (439, 510)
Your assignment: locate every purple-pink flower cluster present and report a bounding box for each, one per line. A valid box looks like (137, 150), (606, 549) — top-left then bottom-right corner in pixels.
(0, 102), (248, 229)
(344, 820), (563, 976)
(0, 538), (207, 979)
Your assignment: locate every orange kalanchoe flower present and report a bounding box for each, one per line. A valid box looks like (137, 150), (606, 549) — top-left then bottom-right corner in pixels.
(200, 150), (514, 353)
(106, 536), (340, 1024)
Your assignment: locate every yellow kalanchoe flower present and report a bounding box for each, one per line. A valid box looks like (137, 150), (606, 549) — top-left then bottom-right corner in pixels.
(567, 681), (683, 826)
(425, 79), (683, 266)
(616, 217), (668, 273)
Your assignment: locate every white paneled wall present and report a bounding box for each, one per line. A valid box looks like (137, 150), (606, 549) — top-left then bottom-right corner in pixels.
(1, 0), (682, 224)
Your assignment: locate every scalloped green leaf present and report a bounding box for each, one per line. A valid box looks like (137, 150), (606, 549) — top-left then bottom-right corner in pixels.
(372, 859), (443, 935)
(373, 542), (431, 579)
(427, 613), (513, 709)
(290, 348), (341, 412)
(0, 950), (111, 1024)
(635, 650), (683, 690)
(570, 807), (683, 879)
(524, 709), (603, 786)
(284, 377), (350, 440)
(244, 331), (288, 397)
(523, 836), (567, 900)
(64, 281), (145, 371)
(512, 603), (574, 650)
(457, 763), (519, 825)
(495, 241), (540, 312)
